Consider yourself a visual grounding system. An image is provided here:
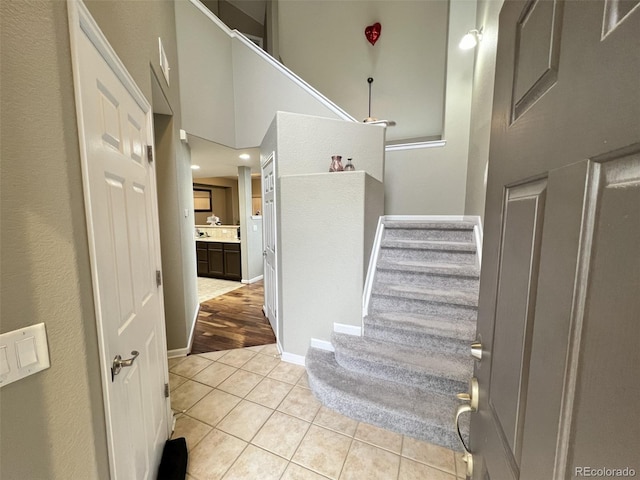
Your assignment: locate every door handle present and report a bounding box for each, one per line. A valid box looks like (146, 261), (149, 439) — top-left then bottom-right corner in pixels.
(263, 250), (267, 257)
(456, 377), (478, 477)
(111, 350), (140, 381)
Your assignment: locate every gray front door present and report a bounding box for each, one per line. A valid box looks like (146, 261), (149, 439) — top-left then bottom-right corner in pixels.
(469, 1), (640, 478)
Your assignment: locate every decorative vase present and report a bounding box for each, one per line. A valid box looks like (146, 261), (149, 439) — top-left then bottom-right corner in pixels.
(329, 155), (344, 172)
(344, 158), (355, 171)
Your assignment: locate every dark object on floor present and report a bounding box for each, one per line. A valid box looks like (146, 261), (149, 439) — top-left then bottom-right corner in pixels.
(157, 437), (188, 480)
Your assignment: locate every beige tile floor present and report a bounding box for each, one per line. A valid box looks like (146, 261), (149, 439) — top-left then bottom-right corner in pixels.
(169, 344), (466, 480)
(197, 277), (245, 303)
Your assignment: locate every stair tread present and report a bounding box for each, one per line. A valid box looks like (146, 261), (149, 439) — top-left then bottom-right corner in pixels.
(381, 239), (476, 252)
(364, 312), (477, 340)
(306, 347), (467, 450)
(372, 284), (479, 307)
(376, 260), (480, 278)
(332, 333), (472, 385)
(384, 221), (476, 230)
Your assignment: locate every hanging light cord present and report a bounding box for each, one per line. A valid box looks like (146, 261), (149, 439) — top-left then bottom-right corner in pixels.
(367, 77), (374, 118)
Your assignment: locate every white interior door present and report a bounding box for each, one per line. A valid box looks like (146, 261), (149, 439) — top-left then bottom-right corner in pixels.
(69, 2), (171, 478)
(468, 0), (640, 478)
(261, 152), (279, 342)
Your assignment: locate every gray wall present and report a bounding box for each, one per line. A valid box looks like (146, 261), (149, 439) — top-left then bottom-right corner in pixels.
(384, 0), (477, 216)
(175, 0), (236, 147)
(274, 113), (386, 183)
(277, 0), (448, 143)
(1, 1), (109, 477)
(1, 0), (200, 476)
(464, 0), (504, 220)
(266, 113), (385, 357)
(218, 0), (264, 39)
(280, 173), (384, 356)
(175, 0), (351, 150)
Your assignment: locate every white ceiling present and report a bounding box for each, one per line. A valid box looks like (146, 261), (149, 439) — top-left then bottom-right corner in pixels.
(188, 134), (261, 179)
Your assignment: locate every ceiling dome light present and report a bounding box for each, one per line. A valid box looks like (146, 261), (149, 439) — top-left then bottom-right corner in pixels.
(459, 28), (483, 50)
(191, 164), (200, 170)
(239, 153), (251, 160)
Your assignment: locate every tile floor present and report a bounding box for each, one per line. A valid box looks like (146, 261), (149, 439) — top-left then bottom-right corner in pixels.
(197, 277), (245, 303)
(169, 344), (466, 480)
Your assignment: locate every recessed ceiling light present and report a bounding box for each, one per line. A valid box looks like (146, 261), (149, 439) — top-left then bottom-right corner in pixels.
(239, 153), (251, 160)
(191, 164), (200, 170)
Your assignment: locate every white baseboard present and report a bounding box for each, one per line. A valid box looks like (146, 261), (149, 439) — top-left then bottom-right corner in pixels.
(167, 348), (189, 359)
(167, 302), (199, 358)
(310, 338), (334, 352)
(280, 351), (306, 366)
(242, 274), (264, 284)
(334, 323), (362, 336)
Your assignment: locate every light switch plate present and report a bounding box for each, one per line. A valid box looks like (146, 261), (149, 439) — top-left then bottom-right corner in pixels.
(0, 323), (50, 388)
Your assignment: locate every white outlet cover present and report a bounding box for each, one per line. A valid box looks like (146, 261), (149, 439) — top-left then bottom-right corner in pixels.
(0, 323), (50, 388)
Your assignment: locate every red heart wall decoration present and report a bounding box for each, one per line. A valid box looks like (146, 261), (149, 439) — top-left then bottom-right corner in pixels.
(365, 22), (381, 46)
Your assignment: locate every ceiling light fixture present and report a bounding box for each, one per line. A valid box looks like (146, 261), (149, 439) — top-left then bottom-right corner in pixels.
(459, 27), (483, 50)
(239, 153), (251, 160)
(191, 164), (200, 170)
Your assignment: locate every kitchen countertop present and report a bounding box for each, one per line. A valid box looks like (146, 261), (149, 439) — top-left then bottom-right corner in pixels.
(195, 225), (239, 229)
(195, 237), (241, 243)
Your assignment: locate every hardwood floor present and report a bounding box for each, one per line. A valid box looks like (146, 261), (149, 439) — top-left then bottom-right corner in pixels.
(191, 281), (276, 354)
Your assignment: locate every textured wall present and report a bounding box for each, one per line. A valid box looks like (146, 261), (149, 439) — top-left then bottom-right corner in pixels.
(280, 173), (383, 356)
(272, 113), (385, 357)
(0, 1), (109, 477)
(278, 0), (448, 143)
(275, 112), (385, 183)
(383, 0), (477, 216)
(175, 0), (236, 146)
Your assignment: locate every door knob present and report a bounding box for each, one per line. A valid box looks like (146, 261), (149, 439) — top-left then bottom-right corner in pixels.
(111, 350), (140, 381)
(471, 341), (483, 360)
(455, 377), (478, 477)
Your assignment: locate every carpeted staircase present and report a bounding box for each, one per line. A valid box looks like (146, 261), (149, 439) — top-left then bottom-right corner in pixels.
(306, 217), (480, 451)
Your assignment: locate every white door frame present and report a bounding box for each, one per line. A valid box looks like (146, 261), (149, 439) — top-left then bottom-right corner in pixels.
(67, 1), (172, 476)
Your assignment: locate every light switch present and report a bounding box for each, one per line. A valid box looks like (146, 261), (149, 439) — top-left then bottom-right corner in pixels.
(16, 337), (38, 368)
(0, 346), (9, 375)
(0, 323), (50, 388)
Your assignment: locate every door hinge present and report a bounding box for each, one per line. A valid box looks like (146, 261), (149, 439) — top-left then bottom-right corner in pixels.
(164, 383), (170, 398)
(147, 145), (153, 164)
(156, 270), (162, 287)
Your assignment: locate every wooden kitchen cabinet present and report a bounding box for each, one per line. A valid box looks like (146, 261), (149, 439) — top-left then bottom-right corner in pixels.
(223, 243), (241, 281)
(196, 241), (241, 280)
(207, 243), (224, 277)
(196, 242), (209, 276)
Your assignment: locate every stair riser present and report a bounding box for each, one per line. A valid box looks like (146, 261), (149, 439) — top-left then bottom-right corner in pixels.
(378, 247), (476, 265)
(333, 350), (467, 397)
(375, 269), (479, 291)
(364, 326), (471, 355)
(384, 227), (474, 243)
(307, 374), (466, 451)
(370, 295), (478, 321)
